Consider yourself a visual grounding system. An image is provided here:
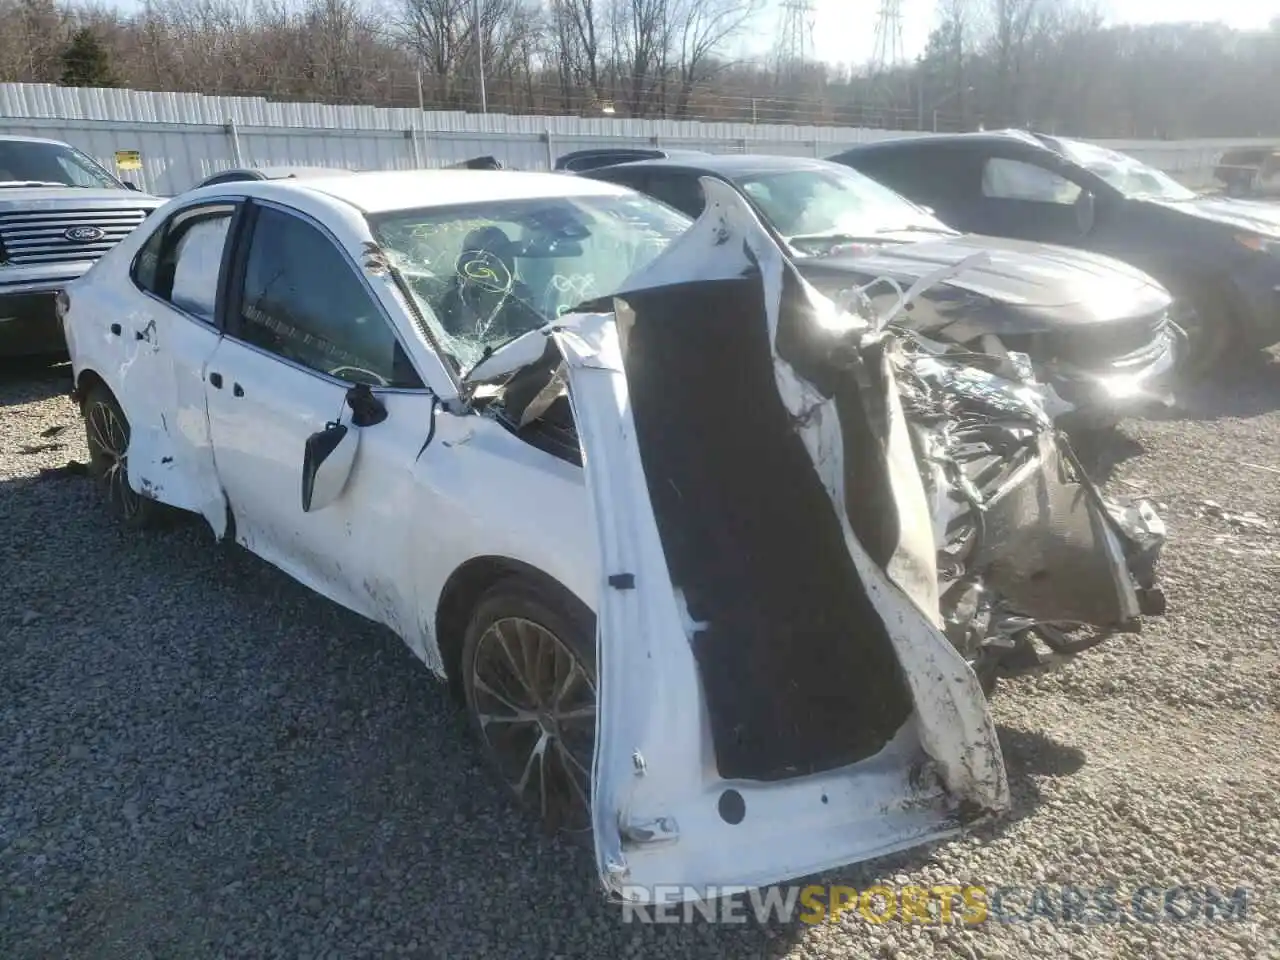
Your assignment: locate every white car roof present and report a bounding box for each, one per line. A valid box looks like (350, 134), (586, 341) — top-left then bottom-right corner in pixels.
(253, 168), (633, 214)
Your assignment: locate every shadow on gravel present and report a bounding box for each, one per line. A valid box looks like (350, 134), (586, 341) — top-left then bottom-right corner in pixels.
(0, 467), (1087, 960)
(1152, 348), (1280, 422)
(1069, 427), (1147, 485)
(0, 354), (73, 407)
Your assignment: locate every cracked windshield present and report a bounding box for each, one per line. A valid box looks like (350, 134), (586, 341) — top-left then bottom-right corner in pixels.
(368, 193), (691, 370)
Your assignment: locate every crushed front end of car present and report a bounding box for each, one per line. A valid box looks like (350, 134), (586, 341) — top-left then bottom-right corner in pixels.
(891, 331), (1167, 691)
(461, 179), (1166, 900)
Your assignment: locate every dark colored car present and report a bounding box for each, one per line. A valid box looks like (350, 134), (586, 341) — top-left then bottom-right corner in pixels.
(191, 166), (356, 190)
(581, 153), (1180, 422)
(828, 131), (1280, 368)
(553, 147), (708, 172)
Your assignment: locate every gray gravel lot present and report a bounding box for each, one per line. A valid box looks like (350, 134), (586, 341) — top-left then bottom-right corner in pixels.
(2, 353), (1278, 959)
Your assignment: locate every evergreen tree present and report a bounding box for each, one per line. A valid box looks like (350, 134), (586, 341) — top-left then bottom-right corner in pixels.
(60, 28), (116, 88)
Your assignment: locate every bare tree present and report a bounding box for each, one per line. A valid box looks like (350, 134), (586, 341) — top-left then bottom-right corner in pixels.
(667, 0), (761, 116)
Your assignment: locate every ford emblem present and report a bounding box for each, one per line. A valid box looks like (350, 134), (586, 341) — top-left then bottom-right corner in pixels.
(64, 225), (105, 243)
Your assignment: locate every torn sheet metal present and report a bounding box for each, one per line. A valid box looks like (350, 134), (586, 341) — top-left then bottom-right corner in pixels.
(559, 178), (1009, 899)
(471, 178), (1165, 899)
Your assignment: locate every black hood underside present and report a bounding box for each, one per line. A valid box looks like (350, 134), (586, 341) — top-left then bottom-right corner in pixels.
(615, 269), (914, 782)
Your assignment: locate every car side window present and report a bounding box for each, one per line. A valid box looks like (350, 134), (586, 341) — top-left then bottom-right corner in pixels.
(982, 157), (1081, 204)
(646, 173), (706, 218)
(234, 205), (422, 389)
(867, 150), (965, 201)
(131, 204), (235, 324)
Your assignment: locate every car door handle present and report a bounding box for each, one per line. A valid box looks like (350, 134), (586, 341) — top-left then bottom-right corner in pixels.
(208, 372), (223, 389)
(232, 383), (244, 398)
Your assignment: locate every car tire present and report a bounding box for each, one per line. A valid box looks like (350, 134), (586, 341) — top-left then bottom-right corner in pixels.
(1171, 287), (1241, 379)
(461, 576), (597, 844)
(81, 383), (163, 529)
(975, 661), (999, 698)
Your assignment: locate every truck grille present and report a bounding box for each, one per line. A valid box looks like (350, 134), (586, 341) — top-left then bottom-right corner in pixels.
(0, 208), (149, 266)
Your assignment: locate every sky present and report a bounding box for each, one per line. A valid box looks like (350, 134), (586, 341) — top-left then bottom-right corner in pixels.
(101, 0), (1279, 69)
(803, 0), (1279, 68)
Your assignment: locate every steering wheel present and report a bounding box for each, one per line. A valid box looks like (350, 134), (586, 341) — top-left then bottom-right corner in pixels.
(328, 365), (389, 387)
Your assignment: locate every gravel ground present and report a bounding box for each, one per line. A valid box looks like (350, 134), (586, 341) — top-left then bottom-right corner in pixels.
(2, 352), (1278, 960)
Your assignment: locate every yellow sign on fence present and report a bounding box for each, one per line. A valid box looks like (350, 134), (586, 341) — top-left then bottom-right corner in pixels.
(114, 150), (142, 171)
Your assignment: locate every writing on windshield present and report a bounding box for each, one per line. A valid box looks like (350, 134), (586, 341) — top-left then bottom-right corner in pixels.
(368, 194), (689, 370)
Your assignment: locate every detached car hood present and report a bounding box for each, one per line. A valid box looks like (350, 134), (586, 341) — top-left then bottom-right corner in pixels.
(0, 187), (163, 208)
(799, 233), (1170, 330)
(1147, 195), (1280, 236)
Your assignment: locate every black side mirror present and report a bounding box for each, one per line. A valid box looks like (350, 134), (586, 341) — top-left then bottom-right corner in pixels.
(345, 382), (387, 427)
(1074, 189), (1096, 235)
(122, 181), (140, 191)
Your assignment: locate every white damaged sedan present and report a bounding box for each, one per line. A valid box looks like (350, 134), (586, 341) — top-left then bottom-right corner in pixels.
(60, 168), (1152, 899)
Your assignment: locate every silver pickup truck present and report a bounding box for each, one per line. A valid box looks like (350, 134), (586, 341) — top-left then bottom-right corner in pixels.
(0, 135), (164, 356)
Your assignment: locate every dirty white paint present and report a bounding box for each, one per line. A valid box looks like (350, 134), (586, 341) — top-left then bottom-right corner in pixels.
(62, 170), (601, 679)
(65, 166), (1008, 900)
(562, 183), (1008, 899)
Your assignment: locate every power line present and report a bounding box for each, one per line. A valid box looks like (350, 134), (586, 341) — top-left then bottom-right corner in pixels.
(870, 0), (906, 75)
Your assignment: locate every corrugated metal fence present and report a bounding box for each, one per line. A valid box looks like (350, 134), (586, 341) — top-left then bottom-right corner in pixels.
(0, 82), (1273, 196)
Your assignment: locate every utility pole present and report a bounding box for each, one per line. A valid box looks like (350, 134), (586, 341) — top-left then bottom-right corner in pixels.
(475, 0), (488, 114)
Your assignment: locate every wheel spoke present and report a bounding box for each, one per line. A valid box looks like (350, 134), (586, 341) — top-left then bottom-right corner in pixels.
(493, 623), (538, 704)
(105, 408), (127, 454)
(515, 730), (549, 796)
(553, 740), (592, 813)
(514, 619), (545, 702)
(554, 737), (591, 779)
(553, 704), (596, 723)
(88, 406), (114, 456)
(472, 674), (533, 718)
(550, 658), (583, 710)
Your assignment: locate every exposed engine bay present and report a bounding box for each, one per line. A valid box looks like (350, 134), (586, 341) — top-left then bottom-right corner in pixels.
(894, 336), (1166, 692)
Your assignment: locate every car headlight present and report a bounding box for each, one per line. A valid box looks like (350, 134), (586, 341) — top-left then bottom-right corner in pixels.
(1235, 233), (1280, 255)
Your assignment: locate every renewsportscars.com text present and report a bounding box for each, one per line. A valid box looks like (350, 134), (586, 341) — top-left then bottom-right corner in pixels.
(618, 884), (1250, 925)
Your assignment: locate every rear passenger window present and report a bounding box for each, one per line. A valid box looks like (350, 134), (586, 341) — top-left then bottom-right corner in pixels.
(131, 204), (235, 324)
(170, 219), (230, 320)
(982, 158), (1081, 204)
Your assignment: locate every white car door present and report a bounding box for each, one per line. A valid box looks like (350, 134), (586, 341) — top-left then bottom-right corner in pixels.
(203, 200), (436, 634)
(112, 201), (238, 530)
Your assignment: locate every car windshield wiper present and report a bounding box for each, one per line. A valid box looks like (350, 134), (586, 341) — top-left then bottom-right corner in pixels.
(0, 180), (74, 189)
(875, 224), (957, 235)
(787, 232), (885, 246)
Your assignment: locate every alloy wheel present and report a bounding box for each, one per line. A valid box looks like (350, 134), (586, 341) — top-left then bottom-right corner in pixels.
(86, 399), (141, 521)
(469, 616), (596, 835)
